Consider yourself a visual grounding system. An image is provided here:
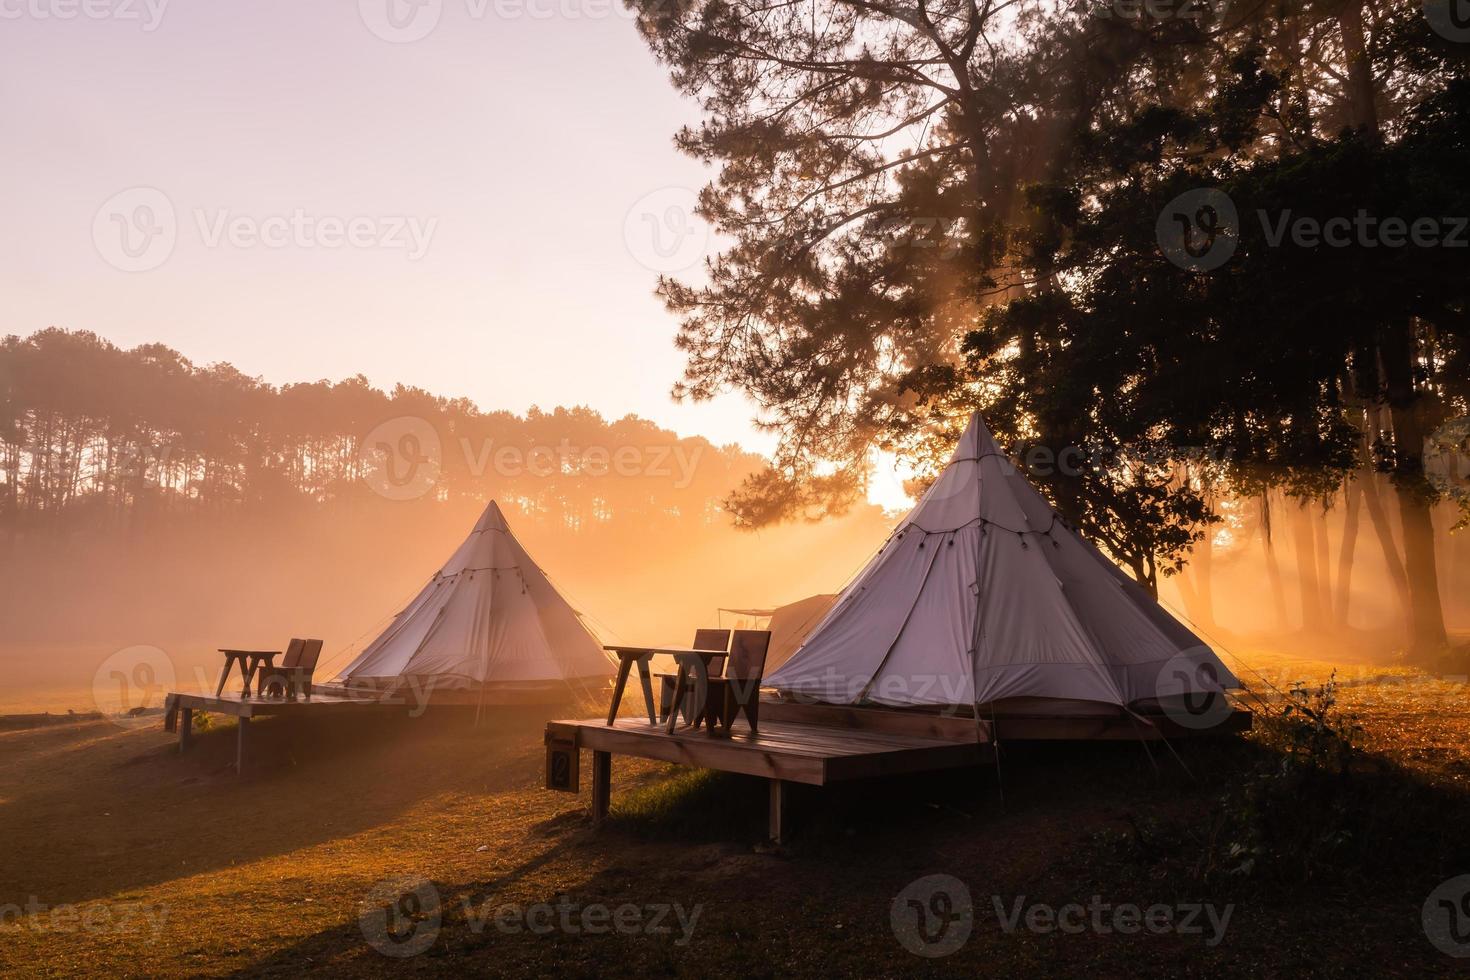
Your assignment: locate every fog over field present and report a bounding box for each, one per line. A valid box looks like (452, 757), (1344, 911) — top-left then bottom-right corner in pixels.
(3, 330), (1466, 716)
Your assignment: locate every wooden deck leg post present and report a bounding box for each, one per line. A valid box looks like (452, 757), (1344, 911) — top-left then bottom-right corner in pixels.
(769, 778), (787, 845)
(179, 707), (193, 754)
(236, 716), (249, 775)
(591, 750), (612, 826)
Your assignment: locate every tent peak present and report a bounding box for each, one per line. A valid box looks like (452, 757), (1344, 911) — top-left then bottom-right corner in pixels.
(472, 499), (511, 533)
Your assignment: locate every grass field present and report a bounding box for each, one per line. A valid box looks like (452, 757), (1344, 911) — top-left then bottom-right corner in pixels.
(2, 649), (1469, 977)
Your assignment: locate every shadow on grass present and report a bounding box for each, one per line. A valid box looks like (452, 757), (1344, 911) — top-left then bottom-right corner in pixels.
(212, 718), (1470, 978)
(0, 703), (570, 909)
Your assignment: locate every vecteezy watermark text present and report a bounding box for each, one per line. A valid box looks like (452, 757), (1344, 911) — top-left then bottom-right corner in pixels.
(465, 897), (701, 944)
(359, 878), (701, 958)
(93, 187), (438, 272)
(992, 895), (1233, 946)
(195, 209), (436, 259)
(1158, 188), (1468, 271)
(359, 0), (678, 42)
(0, 897), (170, 938)
(0, 0), (169, 30)
(359, 415), (707, 501)
(890, 874), (1233, 957)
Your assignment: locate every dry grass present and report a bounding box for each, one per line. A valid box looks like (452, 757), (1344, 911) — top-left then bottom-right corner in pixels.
(2, 651), (1469, 977)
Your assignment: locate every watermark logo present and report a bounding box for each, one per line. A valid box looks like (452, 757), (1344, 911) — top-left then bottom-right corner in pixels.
(1155, 648), (1234, 730)
(357, 415), (708, 501)
(193, 209), (437, 258)
(359, 416), (443, 501)
(92, 645), (176, 726)
(0, 0), (170, 30)
(469, 897), (701, 944)
(93, 187), (177, 273)
(358, 885), (701, 957)
(1424, 875), (1470, 957)
(1425, 0), (1470, 42)
(890, 874), (973, 958)
(623, 187), (708, 273)
(0, 897), (170, 936)
(1159, 189), (1468, 273)
(1157, 188), (1239, 272)
(359, 877), (442, 958)
(1259, 211), (1467, 249)
(994, 895), (1232, 945)
(359, 0), (443, 42)
(92, 187), (437, 272)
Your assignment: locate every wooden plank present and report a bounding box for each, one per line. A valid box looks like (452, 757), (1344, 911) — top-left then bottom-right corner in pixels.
(588, 717), (968, 756)
(758, 699), (989, 741)
(235, 716), (249, 775)
(165, 691), (415, 719)
(606, 656), (633, 725)
(544, 718), (985, 785)
(591, 750), (611, 825)
(635, 658), (657, 726)
(569, 723), (827, 784)
(769, 779), (787, 844)
(545, 720), (581, 742)
(178, 707), (193, 754)
(823, 741), (988, 781)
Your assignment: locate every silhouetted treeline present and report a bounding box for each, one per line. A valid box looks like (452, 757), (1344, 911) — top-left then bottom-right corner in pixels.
(0, 328), (762, 532)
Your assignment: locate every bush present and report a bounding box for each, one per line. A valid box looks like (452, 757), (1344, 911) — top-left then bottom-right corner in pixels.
(1213, 676), (1364, 882)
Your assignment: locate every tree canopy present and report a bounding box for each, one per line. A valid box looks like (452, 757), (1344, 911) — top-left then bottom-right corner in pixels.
(631, 0), (1469, 649)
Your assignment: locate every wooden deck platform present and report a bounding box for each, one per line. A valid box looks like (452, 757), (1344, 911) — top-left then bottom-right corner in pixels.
(163, 689), (417, 774)
(545, 709), (992, 843)
(162, 679), (603, 774)
(545, 698), (1252, 842)
(546, 717), (988, 786)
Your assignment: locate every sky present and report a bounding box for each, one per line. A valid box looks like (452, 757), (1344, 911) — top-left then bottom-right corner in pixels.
(1, 0), (794, 456)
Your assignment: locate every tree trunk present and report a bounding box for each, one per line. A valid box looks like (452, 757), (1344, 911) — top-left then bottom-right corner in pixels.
(1175, 532), (1217, 632)
(1261, 494), (1290, 630)
(1293, 500), (1325, 634)
(1195, 521), (1217, 632)
(1315, 501), (1334, 626)
(1391, 474), (1448, 657)
(1358, 455), (1413, 632)
(1334, 479), (1362, 625)
(1381, 318), (1449, 657)
(1337, 0), (1379, 133)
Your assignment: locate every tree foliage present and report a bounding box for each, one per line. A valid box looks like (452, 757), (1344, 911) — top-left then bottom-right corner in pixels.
(632, 0), (1470, 632)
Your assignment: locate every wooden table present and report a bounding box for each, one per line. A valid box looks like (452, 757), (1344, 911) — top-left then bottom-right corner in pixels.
(601, 645), (725, 728)
(215, 649), (279, 699)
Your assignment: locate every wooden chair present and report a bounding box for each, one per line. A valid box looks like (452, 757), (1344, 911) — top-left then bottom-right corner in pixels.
(657, 628), (730, 726)
(258, 638), (324, 700)
(709, 629), (772, 733)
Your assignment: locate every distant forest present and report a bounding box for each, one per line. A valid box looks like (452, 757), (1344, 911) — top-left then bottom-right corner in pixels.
(0, 328), (772, 533)
(0, 328), (1463, 674)
(0, 329), (895, 693)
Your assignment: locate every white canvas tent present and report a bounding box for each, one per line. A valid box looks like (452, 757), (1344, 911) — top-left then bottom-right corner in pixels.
(337, 501), (614, 697)
(766, 413), (1240, 716)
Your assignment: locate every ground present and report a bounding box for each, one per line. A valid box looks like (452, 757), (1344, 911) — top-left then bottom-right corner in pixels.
(2, 649), (1469, 978)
